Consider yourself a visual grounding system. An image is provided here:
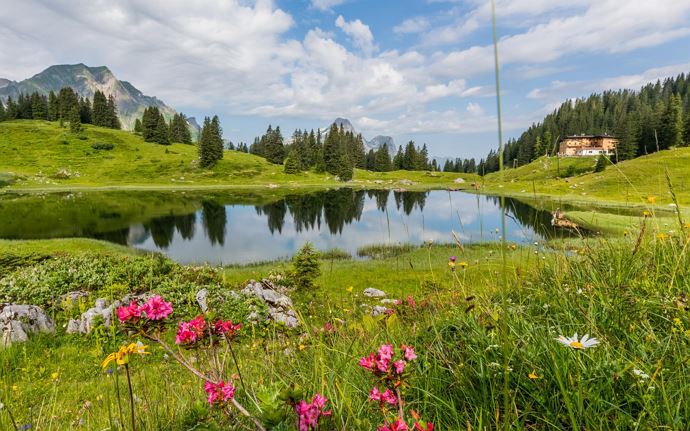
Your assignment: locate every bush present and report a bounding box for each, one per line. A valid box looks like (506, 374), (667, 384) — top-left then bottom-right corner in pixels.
(290, 242), (321, 290)
(594, 155), (609, 172)
(91, 142), (114, 151)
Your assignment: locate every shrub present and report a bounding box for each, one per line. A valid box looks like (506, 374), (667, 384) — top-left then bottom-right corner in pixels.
(91, 142), (114, 151)
(290, 242), (321, 290)
(594, 155), (609, 172)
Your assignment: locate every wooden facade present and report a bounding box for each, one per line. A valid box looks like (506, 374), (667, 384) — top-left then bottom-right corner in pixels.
(558, 135), (618, 157)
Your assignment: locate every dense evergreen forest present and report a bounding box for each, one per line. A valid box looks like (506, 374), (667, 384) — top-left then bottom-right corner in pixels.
(249, 123), (435, 178)
(477, 71), (690, 175)
(0, 87), (121, 131)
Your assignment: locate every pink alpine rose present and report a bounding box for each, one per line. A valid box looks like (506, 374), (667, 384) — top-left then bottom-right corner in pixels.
(140, 295), (172, 320)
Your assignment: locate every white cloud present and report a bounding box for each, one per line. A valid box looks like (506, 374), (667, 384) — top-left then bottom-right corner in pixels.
(335, 15), (377, 57)
(466, 102), (484, 115)
(393, 17), (430, 34)
(310, 0), (345, 12)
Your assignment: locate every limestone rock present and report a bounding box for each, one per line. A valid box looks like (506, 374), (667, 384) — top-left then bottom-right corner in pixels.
(454, 177), (466, 184)
(1, 304), (55, 347)
(371, 306), (389, 317)
(196, 288), (209, 313)
(66, 298), (120, 335)
(364, 288), (386, 298)
(241, 280), (299, 328)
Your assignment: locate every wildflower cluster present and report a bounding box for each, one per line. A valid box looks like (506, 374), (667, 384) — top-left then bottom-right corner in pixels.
(175, 315), (242, 346)
(116, 295), (173, 331)
(204, 380), (236, 406)
(294, 394), (331, 431)
(360, 344), (433, 430)
(101, 342), (149, 369)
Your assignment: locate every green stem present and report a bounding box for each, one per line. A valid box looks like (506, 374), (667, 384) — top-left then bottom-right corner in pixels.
(0, 397), (19, 430)
(125, 364), (136, 431)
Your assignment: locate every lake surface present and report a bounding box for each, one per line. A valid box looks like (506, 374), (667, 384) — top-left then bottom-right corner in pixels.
(0, 189), (578, 264)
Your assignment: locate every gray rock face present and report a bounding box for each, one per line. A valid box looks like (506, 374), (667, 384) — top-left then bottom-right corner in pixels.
(454, 177), (466, 184)
(241, 280), (299, 328)
(364, 288), (387, 298)
(371, 305), (390, 317)
(66, 298), (120, 335)
(1, 304), (55, 347)
(196, 289), (209, 313)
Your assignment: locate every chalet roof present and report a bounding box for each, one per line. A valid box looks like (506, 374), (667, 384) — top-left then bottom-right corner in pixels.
(560, 134), (618, 141)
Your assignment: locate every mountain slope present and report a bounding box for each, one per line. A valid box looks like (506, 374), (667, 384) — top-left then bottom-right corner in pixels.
(0, 64), (181, 131)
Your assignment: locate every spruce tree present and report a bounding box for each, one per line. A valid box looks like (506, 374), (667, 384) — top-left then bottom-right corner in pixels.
(365, 149), (376, 170)
(170, 113), (192, 144)
(68, 105), (81, 133)
(30, 92), (48, 120)
(154, 113), (170, 145)
(0, 100), (5, 122)
(47, 91), (58, 121)
(209, 116), (224, 162)
(107, 95), (121, 129)
(79, 97), (92, 124)
(338, 152), (354, 181)
(264, 125), (285, 164)
(594, 155), (608, 172)
(134, 118), (142, 134)
(92, 91), (109, 127)
(58, 87), (79, 120)
(314, 147), (326, 173)
(5, 97), (17, 120)
(284, 150), (301, 174)
(402, 142), (417, 170)
(142, 107), (160, 142)
(375, 144), (392, 172)
(323, 124), (341, 175)
(198, 116), (214, 168)
(393, 145), (404, 170)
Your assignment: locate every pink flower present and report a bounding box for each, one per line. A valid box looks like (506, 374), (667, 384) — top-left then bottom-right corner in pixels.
(390, 419), (409, 431)
(214, 320), (241, 338)
(382, 389), (397, 406)
(414, 422), (434, 431)
(359, 353), (376, 370)
(175, 321), (198, 345)
(189, 315), (206, 333)
(394, 360), (406, 374)
(449, 256), (457, 262)
(406, 296), (417, 308)
(140, 295), (172, 320)
(378, 344), (394, 361)
(401, 344), (417, 361)
(116, 302), (141, 322)
(375, 357), (390, 373)
(294, 394), (330, 431)
(204, 381), (235, 406)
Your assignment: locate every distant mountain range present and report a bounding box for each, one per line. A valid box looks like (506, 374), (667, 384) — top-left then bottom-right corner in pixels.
(0, 64), (198, 134)
(320, 117), (395, 151)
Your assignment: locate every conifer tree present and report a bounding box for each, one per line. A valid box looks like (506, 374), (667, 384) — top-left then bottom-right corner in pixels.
(79, 97), (92, 124)
(68, 105), (81, 133)
(366, 149), (376, 170)
(47, 91), (58, 121)
(30, 92), (48, 120)
(170, 113), (192, 144)
(0, 99), (4, 121)
(107, 95), (121, 129)
(393, 145), (404, 170)
(92, 91), (109, 127)
(323, 124), (341, 175)
(58, 87), (79, 120)
(284, 150), (301, 174)
(154, 112), (170, 145)
(594, 155), (608, 172)
(314, 147), (326, 173)
(264, 125), (285, 164)
(134, 118), (142, 134)
(375, 143), (392, 172)
(338, 152), (354, 181)
(198, 116), (214, 168)
(209, 116), (224, 162)
(5, 97), (17, 120)
(142, 107), (160, 142)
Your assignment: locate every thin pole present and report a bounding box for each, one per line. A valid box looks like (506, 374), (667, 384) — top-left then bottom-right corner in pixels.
(491, 0), (504, 177)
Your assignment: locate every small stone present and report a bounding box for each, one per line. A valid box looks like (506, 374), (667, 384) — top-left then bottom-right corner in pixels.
(371, 306), (389, 317)
(363, 288), (386, 298)
(196, 289), (208, 313)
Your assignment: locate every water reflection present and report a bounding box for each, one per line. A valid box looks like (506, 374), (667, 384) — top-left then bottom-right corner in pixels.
(0, 189), (581, 264)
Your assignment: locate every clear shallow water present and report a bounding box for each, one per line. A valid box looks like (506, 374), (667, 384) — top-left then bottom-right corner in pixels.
(0, 189), (576, 264)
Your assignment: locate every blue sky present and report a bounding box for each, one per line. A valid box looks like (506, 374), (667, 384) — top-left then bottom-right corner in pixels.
(1, 0), (690, 158)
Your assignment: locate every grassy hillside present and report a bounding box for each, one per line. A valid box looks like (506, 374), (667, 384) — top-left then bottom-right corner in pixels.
(483, 149), (690, 206)
(0, 120), (474, 190)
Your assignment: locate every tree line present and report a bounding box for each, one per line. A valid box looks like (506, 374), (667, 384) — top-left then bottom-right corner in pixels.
(0, 88), (121, 133)
(249, 122), (436, 180)
(479, 71), (690, 175)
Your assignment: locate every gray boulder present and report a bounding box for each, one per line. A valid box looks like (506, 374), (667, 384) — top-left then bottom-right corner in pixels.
(241, 280), (299, 328)
(1, 304), (55, 347)
(196, 288), (209, 313)
(66, 298), (120, 334)
(364, 288), (387, 298)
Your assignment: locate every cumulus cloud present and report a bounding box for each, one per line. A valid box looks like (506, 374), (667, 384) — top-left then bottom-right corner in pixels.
(335, 15), (377, 56)
(310, 0), (346, 12)
(393, 17), (430, 34)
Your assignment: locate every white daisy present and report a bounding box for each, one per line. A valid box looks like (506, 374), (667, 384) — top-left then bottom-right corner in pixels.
(556, 332), (599, 349)
(633, 369), (650, 379)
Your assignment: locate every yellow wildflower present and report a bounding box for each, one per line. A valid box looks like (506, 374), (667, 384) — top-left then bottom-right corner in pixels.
(51, 372), (59, 381)
(647, 196), (657, 204)
(346, 286), (354, 293)
(656, 233), (668, 240)
(298, 344), (306, 351)
(643, 210), (651, 217)
(458, 262), (469, 269)
(101, 343), (149, 369)
(448, 261), (456, 268)
(528, 371), (539, 380)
